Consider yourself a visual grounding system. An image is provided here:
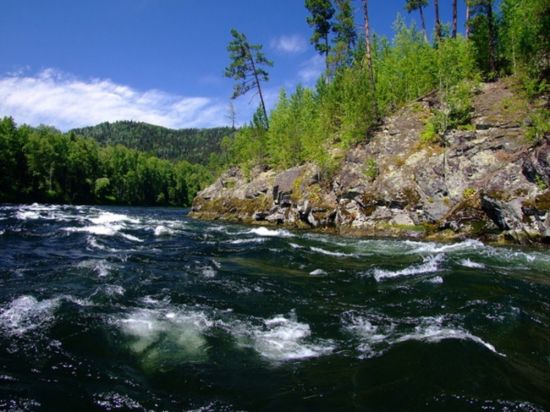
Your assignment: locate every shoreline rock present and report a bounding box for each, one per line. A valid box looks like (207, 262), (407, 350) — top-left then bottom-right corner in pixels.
(191, 82), (549, 245)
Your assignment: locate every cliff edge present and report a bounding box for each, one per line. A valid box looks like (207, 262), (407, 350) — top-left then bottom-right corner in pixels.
(191, 81), (550, 244)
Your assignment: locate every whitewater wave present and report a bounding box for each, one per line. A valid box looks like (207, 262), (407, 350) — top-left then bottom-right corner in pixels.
(153, 225), (174, 237)
(228, 237), (267, 245)
(405, 239), (486, 254)
(0, 296), (60, 337)
(249, 227), (293, 238)
(310, 246), (356, 258)
(117, 307), (213, 368)
(394, 317), (502, 355)
(426, 276), (444, 284)
(342, 312), (503, 358)
(120, 233), (143, 243)
(460, 258), (486, 269)
(309, 269), (328, 276)
(372, 254), (444, 281)
(65, 225), (120, 236)
(230, 312), (334, 362)
(89, 212), (139, 225)
(15, 210), (40, 220)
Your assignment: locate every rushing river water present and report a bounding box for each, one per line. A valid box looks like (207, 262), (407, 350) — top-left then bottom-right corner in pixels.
(0, 203), (549, 411)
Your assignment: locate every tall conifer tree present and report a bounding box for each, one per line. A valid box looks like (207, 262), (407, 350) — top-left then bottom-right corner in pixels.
(305, 0), (335, 71)
(330, 0), (357, 70)
(225, 29), (273, 129)
(405, 0), (429, 42)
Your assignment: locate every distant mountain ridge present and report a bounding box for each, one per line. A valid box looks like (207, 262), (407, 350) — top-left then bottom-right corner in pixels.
(71, 121), (235, 165)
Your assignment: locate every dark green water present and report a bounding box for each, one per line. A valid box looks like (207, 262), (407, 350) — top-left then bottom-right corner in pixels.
(0, 204), (549, 411)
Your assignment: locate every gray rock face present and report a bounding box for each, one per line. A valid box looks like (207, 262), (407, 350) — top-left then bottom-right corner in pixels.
(191, 81), (550, 245)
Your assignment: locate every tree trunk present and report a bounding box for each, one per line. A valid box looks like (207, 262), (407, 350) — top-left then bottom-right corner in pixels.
(362, 0), (374, 78)
(325, 36), (330, 72)
(465, 0), (470, 38)
(419, 6), (428, 42)
(248, 47), (269, 129)
(434, 0), (442, 41)
(362, 0), (378, 119)
(452, 0), (458, 38)
(486, 0), (496, 73)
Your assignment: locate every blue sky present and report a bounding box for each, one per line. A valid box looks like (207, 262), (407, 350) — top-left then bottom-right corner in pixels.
(0, 0), (467, 130)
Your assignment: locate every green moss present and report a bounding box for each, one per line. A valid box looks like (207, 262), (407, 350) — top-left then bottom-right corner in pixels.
(290, 175), (305, 203)
(363, 158), (378, 181)
(535, 175), (548, 191)
(223, 180), (236, 189)
(463, 187), (476, 199)
(402, 187), (420, 208)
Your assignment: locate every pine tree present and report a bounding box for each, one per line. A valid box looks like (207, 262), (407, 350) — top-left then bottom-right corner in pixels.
(305, 0), (335, 71)
(225, 29), (273, 129)
(362, 0), (377, 118)
(331, 0), (357, 69)
(452, 0), (458, 37)
(470, 0), (497, 74)
(405, 0), (429, 42)
(465, 0), (471, 38)
(434, 0), (442, 41)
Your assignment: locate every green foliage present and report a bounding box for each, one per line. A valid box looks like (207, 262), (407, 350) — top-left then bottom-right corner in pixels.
(420, 119), (439, 144)
(535, 175), (547, 191)
(220, 21), (481, 174)
(0, 118), (212, 207)
(364, 158), (378, 181)
(71, 121), (234, 165)
(305, 0), (335, 63)
(500, 0), (549, 94)
(422, 80), (476, 144)
(225, 29), (273, 125)
(525, 109), (550, 145)
(328, 0), (356, 71)
(469, 0), (498, 77)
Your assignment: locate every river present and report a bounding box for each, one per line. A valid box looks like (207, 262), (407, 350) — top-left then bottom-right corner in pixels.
(0, 204), (549, 411)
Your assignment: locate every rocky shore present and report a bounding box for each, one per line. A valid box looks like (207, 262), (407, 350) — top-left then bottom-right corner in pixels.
(191, 81), (549, 245)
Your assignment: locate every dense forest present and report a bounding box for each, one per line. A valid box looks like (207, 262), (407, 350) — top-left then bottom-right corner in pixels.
(222, 0), (548, 176)
(0, 118), (212, 206)
(71, 121), (235, 165)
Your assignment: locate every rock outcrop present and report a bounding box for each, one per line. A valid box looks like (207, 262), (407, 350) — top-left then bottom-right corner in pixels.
(191, 81), (550, 244)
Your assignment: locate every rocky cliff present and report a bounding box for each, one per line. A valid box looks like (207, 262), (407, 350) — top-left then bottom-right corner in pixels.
(191, 81), (550, 244)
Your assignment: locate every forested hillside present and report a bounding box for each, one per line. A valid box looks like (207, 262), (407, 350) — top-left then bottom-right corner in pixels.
(0, 118), (212, 206)
(218, 0), (548, 176)
(71, 121), (235, 165)
(193, 0), (549, 243)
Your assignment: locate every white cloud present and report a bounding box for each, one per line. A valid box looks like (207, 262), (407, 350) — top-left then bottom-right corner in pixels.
(298, 55), (325, 85)
(270, 34), (307, 54)
(0, 69), (227, 130)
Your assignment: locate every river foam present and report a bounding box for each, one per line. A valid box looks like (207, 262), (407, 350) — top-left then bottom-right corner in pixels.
(342, 312), (503, 358)
(230, 312), (334, 362)
(372, 254), (444, 281)
(249, 227), (293, 238)
(118, 307), (213, 368)
(0, 296), (60, 337)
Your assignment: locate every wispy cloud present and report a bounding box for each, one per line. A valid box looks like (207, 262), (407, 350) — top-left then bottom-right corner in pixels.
(298, 55), (325, 85)
(270, 34), (308, 54)
(0, 69), (227, 130)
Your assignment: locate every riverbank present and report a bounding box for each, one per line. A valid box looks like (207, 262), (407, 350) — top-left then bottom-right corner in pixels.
(191, 80), (550, 245)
